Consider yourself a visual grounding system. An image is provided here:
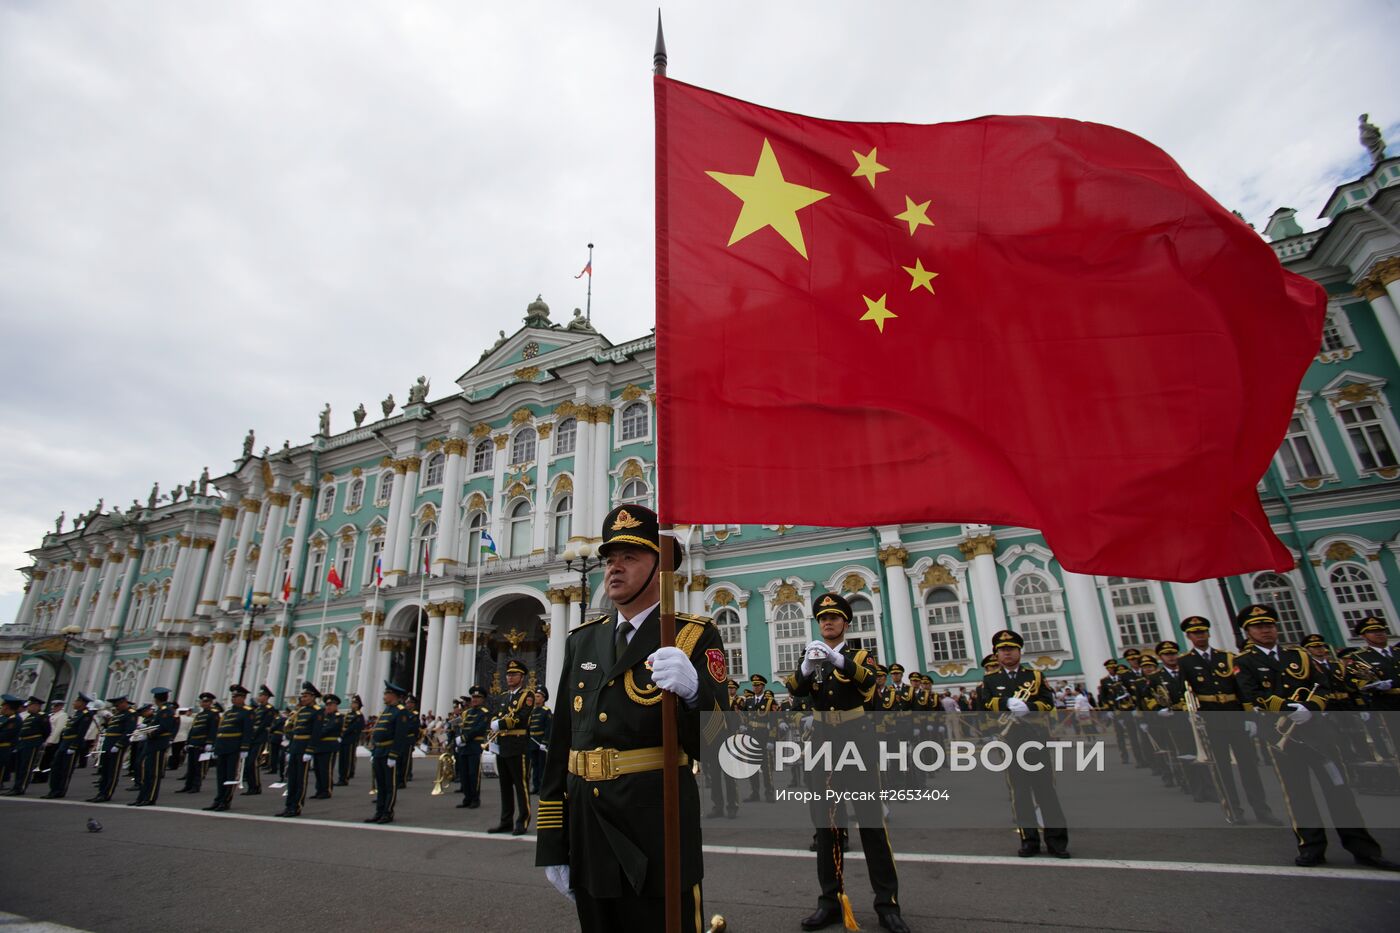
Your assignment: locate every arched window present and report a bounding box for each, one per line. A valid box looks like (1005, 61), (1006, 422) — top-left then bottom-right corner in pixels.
(471, 439), (494, 474)
(316, 642), (341, 695)
(620, 479), (649, 506)
(620, 402), (649, 441)
(286, 647), (310, 697)
(365, 535), (385, 587)
(376, 471), (394, 506)
(423, 453), (445, 487)
(347, 478), (365, 511)
(772, 602), (809, 676)
(553, 495), (573, 552)
(1329, 563), (1389, 635)
(554, 418), (577, 455)
(1106, 577), (1163, 650)
(715, 606), (744, 676)
(465, 512), (486, 567)
(335, 537), (355, 589)
(1010, 575), (1064, 652)
(306, 546), (326, 594)
(317, 485), (335, 519)
(512, 428), (537, 464)
(1252, 572), (1308, 645)
(924, 588), (967, 662)
(416, 521), (438, 573)
(508, 500), (532, 557)
(845, 595), (882, 661)
(288, 495), (302, 525)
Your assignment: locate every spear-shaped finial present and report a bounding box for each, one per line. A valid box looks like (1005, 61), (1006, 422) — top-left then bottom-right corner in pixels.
(653, 10), (668, 76)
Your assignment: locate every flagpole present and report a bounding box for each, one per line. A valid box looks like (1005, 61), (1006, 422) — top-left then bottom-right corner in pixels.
(652, 14), (681, 933)
(469, 551), (484, 688)
(585, 242), (593, 324)
(411, 546), (427, 700)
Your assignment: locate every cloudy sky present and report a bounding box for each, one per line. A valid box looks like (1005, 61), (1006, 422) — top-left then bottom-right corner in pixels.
(1, 0), (1396, 623)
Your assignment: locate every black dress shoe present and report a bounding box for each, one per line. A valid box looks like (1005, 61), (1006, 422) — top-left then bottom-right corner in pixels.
(1018, 841), (1040, 857)
(86, 796), (107, 803)
(877, 910), (912, 933)
(801, 906), (842, 930)
(1047, 848), (1071, 859)
(456, 801), (471, 808)
(487, 823), (511, 833)
(243, 790), (261, 796)
(363, 816), (382, 823)
(41, 793), (60, 799)
(376, 815), (393, 824)
(1294, 853), (1326, 867)
(311, 793), (332, 799)
(202, 804), (221, 811)
(1354, 855), (1400, 872)
(334, 781), (348, 786)
(706, 807), (724, 819)
(512, 823), (527, 836)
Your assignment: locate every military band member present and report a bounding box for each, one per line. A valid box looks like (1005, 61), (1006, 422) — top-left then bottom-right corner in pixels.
(39, 692), (91, 799)
(268, 704), (288, 778)
(401, 694), (422, 786)
(130, 687), (178, 806)
(488, 659), (533, 834)
(312, 694), (343, 798)
(535, 504), (728, 932)
(86, 695), (132, 802)
(785, 592), (908, 933)
(742, 675), (776, 803)
(128, 704), (152, 790)
(1353, 617), (1400, 713)
(1176, 615), (1280, 824)
(337, 694), (365, 785)
(175, 693), (218, 795)
(1232, 603), (1398, 870)
(244, 685), (274, 793)
(277, 682), (323, 818)
(455, 687), (490, 809)
(206, 685), (254, 812)
(528, 688), (552, 796)
(366, 680), (413, 824)
(979, 629), (1069, 859)
(1133, 655), (1175, 785)
(5, 696), (49, 796)
(0, 694), (21, 791)
(706, 680), (742, 819)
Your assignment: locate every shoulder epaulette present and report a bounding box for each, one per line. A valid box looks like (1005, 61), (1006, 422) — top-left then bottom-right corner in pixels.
(572, 614), (610, 633)
(676, 612), (713, 626)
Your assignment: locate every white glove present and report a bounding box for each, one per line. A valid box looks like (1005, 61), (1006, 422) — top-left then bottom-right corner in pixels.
(131, 731), (147, 743)
(204, 744), (213, 753)
(804, 640), (844, 669)
(455, 737), (464, 748)
(648, 647), (699, 704)
(490, 718), (502, 731)
(1243, 720), (1258, 737)
(1007, 697), (1030, 717)
(1286, 702), (1312, 725)
(1362, 679), (1394, 692)
(65, 748), (76, 755)
(302, 753), (312, 762)
(1157, 708), (1172, 718)
(544, 864), (575, 902)
(387, 757), (396, 769)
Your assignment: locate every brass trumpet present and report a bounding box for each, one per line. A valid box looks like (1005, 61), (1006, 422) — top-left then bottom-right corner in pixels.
(997, 681), (1037, 737)
(1274, 685), (1317, 751)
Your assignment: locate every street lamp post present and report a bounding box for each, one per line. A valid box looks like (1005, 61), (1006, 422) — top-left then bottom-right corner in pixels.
(561, 543), (602, 617)
(236, 596), (272, 687)
(46, 625), (83, 705)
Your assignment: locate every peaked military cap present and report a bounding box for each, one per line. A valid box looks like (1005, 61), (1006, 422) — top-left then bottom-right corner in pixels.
(0, 694), (21, 706)
(991, 629), (1023, 650)
(76, 692), (92, 702)
(505, 659), (529, 676)
(888, 663), (906, 675)
(812, 592), (853, 621)
(300, 681), (321, 697)
(749, 673), (767, 686)
(106, 695), (130, 704)
(1300, 633), (1328, 648)
(1180, 616), (1211, 634)
(324, 694), (341, 705)
(1102, 659), (1116, 669)
(198, 692), (216, 701)
(230, 684), (249, 696)
(151, 687), (171, 697)
(1122, 648), (1141, 659)
(596, 503), (683, 565)
(257, 685), (273, 697)
(383, 680), (407, 696)
(1139, 655), (1159, 669)
(535, 686), (549, 700)
(468, 686), (488, 699)
(1236, 603), (1279, 628)
(1357, 616), (1389, 636)
(1155, 641), (1179, 656)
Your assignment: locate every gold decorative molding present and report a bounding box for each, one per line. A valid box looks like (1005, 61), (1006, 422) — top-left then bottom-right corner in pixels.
(547, 588), (568, 604)
(920, 565), (957, 591)
(459, 630), (476, 645)
(620, 384), (645, 402)
(841, 573), (867, 594)
(242, 497), (262, 513)
(592, 405), (613, 424)
(294, 482), (316, 497)
(351, 466), (364, 477)
(514, 365), (541, 381)
(506, 481), (528, 499)
(444, 437), (469, 457)
(261, 461), (275, 488)
(403, 456), (422, 472)
(774, 582), (800, 606)
(1365, 255), (1400, 287)
(442, 600), (465, 616)
(420, 503), (437, 522)
(1330, 382), (1379, 406)
(935, 661), (970, 678)
(511, 407), (534, 426)
(536, 422), (553, 439)
(689, 573), (711, 592)
(267, 491), (291, 508)
(426, 602), (446, 618)
(564, 585), (583, 603)
(360, 610), (386, 625)
(424, 439), (443, 453)
(958, 534), (997, 559)
(712, 590), (734, 607)
(220, 505), (239, 520)
(621, 459), (645, 481)
(193, 538), (215, 550)
(1325, 541), (1358, 562)
(465, 491), (487, 512)
(554, 401), (578, 419)
(392, 459), (409, 475)
(878, 545), (910, 567)
(321, 472), (335, 484)
(472, 423), (491, 438)
(493, 433), (510, 450)
(553, 475), (573, 494)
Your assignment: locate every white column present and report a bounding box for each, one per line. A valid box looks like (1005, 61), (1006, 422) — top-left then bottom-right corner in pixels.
(489, 435), (510, 552)
(1373, 279), (1400, 367)
(223, 500), (261, 608)
(532, 428), (553, 555)
(357, 609), (382, 700)
(545, 589), (568, 699)
(178, 541), (213, 624)
(389, 456), (422, 581)
(436, 603), (462, 715)
(266, 609), (293, 695)
(437, 442), (466, 574)
(382, 462), (408, 584)
(252, 492), (290, 599)
(53, 554), (88, 631)
(107, 545), (143, 641)
(1169, 580), (1217, 641)
(960, 526), (1006, 652)
(875, 529), (919, 668)
(205, 630), (234, 693)
(285, 483), (315, 604)
(592, 407), (612, 538)
(80, 641), (114, 698)
(1062, 569), (1113, 686)
(73, 556), (104, 632)
(15, 564), (49, 628)
(420, 603), (446, 715)
(87, 551), (123, 635)
(572, 406), (595, 540)
(199, 505), (239, 615)
(161, 537), (194, 630)
(179, 630), (210, 706)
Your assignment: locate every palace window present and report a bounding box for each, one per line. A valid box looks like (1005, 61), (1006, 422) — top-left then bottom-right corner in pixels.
(1277, 414), (1327, 484)
(845, 596), (883, 662)
(620, 402), (649, 442)
(715, 606), (744, 677)
(554, 418), (577, 455)
(288, 496), (302, 525)
(1106, 577), (1163, 650)
(1318, 306), (1359, 360)
(286, 647), (310, 697)
(1010, 575), (1064, 653)
(317, 485), (335, 520)
(465, 512), (486, 567)
(1329, 563), (1389, 635)
(423, 453), (445, 488)
(552, 495), (573, 552)
(1337, 403), (1399, 474)
(508, 501), (532, 557)
(307, 547), (326, 595)
(620, 479), (650, 506)
(471, 440), (493, 475)
(335, 539), (355, 589)
(924, 588), (968, 662)
(347, 478), (365, 511)
(1252, 572), (1308, 645)
(316, 642), (340, 695)
(376, 471), (394, 507)
(772, 602), (809, 676)
(366, 537), (385, 586)
(416, 521), (438, 572)
(512, 428), (537, 465)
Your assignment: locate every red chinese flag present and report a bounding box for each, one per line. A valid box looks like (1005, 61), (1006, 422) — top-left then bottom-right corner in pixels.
(326, 565), (343, 590)
(654, 77), (1325, 582)
(281, 573), (291, 602)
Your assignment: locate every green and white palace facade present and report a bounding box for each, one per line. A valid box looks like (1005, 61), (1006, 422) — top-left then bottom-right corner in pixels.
(5, 156), (1400, 712)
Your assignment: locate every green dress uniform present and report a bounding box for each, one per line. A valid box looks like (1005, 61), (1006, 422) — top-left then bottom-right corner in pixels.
(313, 704), (343, 797)
(783, 601), (904, 929)
(528, 700), (553, 795)
(1231, 604), (1392, 867)
(978, 630), (1068, 857)
(456, 699), (490, 808)
(367, 685), (413, 823)
(7, 704), (50, 795)
(280, 694), (323, 817)
(44, 703), (94, 798)
(1353, 617), (1400, 713)
(0, 698), (22, 791)
(209, 694), (254, 811)
(133, 694), (178, 805)
(245, 696), (275, 791)
(90, 704), (136, 801)
(179, 700), (219, 793)
(338, 706), (364, 784)
(490, 663), (534, 833)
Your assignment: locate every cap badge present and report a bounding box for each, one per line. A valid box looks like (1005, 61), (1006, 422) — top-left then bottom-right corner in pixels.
(611, 509), (642, 530)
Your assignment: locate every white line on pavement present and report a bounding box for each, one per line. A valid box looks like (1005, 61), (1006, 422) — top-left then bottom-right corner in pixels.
(6, 796), (1398, 884)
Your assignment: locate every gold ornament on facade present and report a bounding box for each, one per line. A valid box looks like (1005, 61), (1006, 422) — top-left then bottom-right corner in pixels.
(443, 600), (465, 616)
(553, 475), (573, 494)
(920, 565), (957, 591)
(427, 603), (447, 618)
(621, 459), (645, 481)
(1378, 467), (1400, 480)
(295, 482), (316, 497)
(444, 437), (469, 457)
(421, 503), (437, 522)
(620, 384), (645, 402)
(878, 545), (910, 567)
(1368, 255), (1400, 286)
(554, 400), (578, 419)
(1325, 541), (1358, 562)
(514, 365), (541, 381)
(493, 433), (509, 450)
(774, 583), (800, 606)
(689, 573), (711, 592)
(547, 588), (568, 605)
(711, 590), (734, 608)
(593, 405), (613, 423)
(392, 459), (409, 475)
(958, 534), (997, 559)
(504, 481), (526, 499)
(503, 628), (528, 652)
(1331, 383), (1379, 406)
(220, 505), (239, 520)
(472, 422), (491, 438)
(536, 422), (553, 439)
(321, 472), (335, 484)
(425, 439), (443, 453)
(404, 456), (422, 472)
(841, 573), (867, 594)
(511, 407), (534, 426)
(267, 491), (291, 507)
(466, 492), (487, 512)
(261, 461), (274, 488)
(936, 661), (970, 677)
(459, 630), (475, 645)
(242, 498), (262, 513)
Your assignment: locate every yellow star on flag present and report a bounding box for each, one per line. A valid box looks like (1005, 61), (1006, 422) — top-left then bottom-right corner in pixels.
(902, 258), (939, 294)
(706, 138), (830, 259)
(894, 195), (934, 235)
(851, 147), (889, 188)
(860, 294), (897, 333)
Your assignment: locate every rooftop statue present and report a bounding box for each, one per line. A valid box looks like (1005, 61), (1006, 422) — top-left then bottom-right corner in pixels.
(199, 467), (210, 496)
(148, 482), (160, 510)
(242, 429), (255, 459)
(319, 404), (331, 436)
(381, 393), (395, 417)
(55, 511), (64, 534)
(353, 403), (367, 427)
(408, 376), (430, 405)
(1360, 113), (1387, 166)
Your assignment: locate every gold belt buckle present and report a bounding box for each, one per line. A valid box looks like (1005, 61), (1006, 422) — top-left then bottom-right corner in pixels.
(582, 748), (616, 781)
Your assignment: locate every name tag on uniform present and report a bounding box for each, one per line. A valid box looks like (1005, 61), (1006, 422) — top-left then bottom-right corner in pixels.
(581, 662), (597, 671)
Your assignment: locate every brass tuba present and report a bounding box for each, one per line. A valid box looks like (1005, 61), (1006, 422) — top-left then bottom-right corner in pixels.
(431, 749), (457, 795)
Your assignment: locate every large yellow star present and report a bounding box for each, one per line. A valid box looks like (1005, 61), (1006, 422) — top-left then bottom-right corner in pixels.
(860, 294), (897, 333)
(902, 258), (939, 294)
(851, 147), (889, 188)
(895, 195), (934, 235)
(706, 139), (829, 259)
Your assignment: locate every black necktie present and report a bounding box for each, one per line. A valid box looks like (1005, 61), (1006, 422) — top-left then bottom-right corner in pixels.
(614, 620), (632, 662)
